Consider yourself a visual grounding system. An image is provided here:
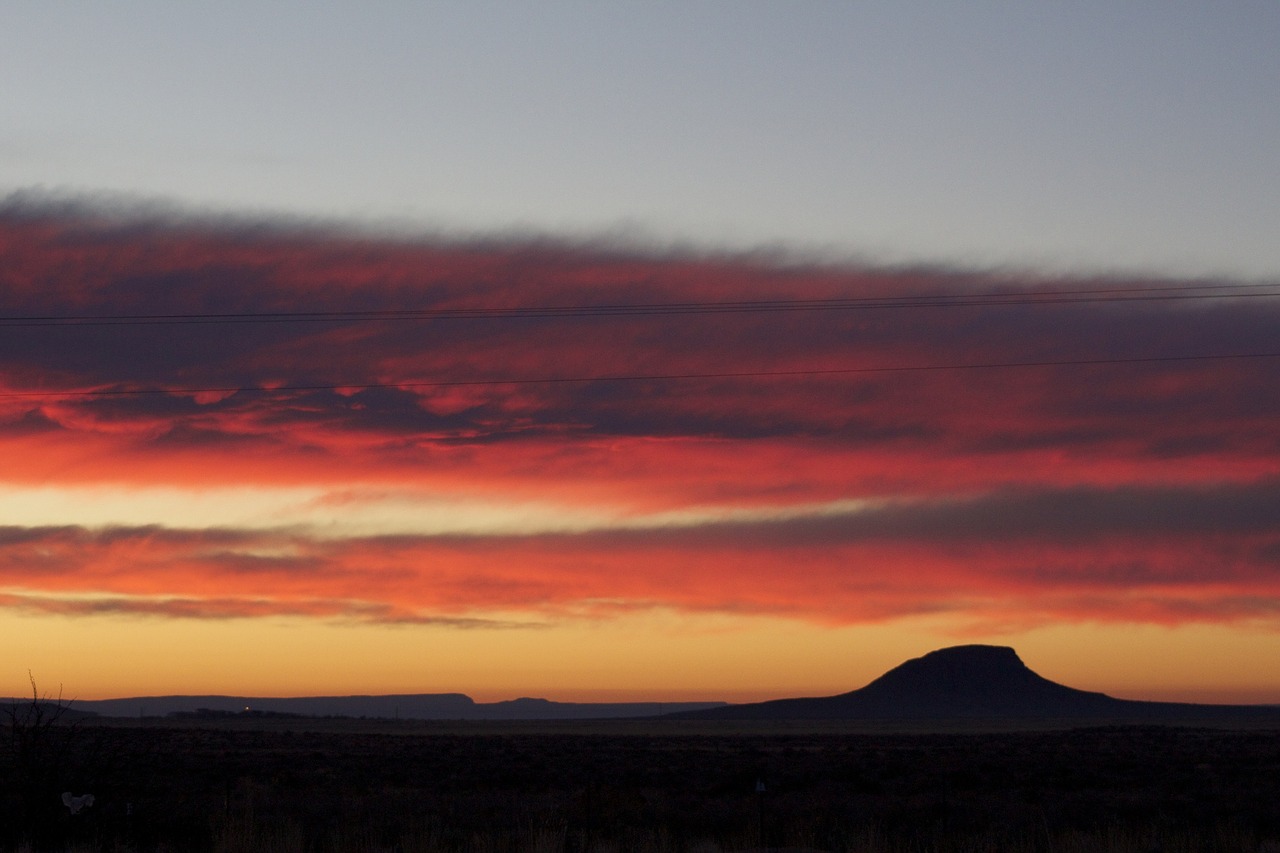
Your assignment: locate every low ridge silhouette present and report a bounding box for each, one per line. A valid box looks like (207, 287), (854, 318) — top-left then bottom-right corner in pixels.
(65, 693), (725, 721)
(673, 644), (1280, 723)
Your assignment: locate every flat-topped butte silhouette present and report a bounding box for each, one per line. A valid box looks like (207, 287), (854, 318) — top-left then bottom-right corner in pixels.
(671, 644), (1280, 723)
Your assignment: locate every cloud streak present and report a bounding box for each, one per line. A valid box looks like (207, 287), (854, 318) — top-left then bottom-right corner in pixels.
(1, 476), (1276, 631)
(2, 202), (1278, 633)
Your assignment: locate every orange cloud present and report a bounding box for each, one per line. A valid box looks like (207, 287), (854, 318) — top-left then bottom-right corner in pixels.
(2, 478), (1277, 632)
(2, 207), (1279, 637)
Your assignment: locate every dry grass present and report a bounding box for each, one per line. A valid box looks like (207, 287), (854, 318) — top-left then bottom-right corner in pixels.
(5, 722), (1279, 852)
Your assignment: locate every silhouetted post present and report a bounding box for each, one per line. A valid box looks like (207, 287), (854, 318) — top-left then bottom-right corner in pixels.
(755, 778), (766, 846)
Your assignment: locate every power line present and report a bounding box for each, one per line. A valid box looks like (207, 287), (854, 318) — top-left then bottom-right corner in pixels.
(4, 351), (1278, 400)
(2, 281), (1278, 327)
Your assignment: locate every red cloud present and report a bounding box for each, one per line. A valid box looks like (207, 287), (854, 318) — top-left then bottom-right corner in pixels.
(1, 487), (1277, 631)
(2, 208), (1279, 631)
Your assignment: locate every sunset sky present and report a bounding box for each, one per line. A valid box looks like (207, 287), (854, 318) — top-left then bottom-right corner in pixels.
(2, 3), (1279, 705)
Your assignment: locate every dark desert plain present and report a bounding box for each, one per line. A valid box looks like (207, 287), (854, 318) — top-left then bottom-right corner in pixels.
(6, 3), (1280, 851)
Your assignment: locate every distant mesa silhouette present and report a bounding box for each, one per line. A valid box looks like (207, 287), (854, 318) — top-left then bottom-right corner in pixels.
(63, 692), (726, 721)
(670, 644), (1280, 723)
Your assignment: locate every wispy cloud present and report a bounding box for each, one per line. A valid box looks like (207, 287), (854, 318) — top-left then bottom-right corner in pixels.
(2, 203), (1278, 633)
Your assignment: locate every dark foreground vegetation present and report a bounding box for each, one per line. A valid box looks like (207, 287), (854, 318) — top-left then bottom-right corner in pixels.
(3, 713), (1280, 852)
